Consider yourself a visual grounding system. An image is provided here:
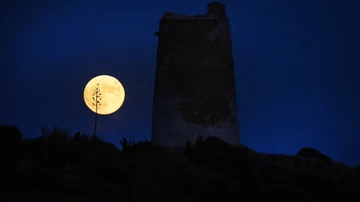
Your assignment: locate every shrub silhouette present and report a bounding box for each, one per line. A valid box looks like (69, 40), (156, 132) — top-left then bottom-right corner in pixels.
(296, 147), (333, 164)
(89, 134), (104, 146)
(15, 125), (132, 196)
(183, 135), (256, 194)
(23, 125), (73, 168)
(73, 132), (90, 146)
(21, 125), (115, 169)
(11, 124), (360, 201)
(131, 139), (153, 153)
(195, 133), (203, 146)
(120, 137), (165, 154)
(0, 124), (23, 160)
(184, 140), (192, 156)
(119, 136), (135, 152)
(185, 136), (254, 174)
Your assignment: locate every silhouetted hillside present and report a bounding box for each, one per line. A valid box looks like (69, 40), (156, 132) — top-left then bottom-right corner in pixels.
(1, 124), (359, 202)
(296, 147), (333, 164)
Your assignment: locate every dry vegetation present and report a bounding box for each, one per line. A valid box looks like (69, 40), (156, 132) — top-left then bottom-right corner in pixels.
(1, 124), (359, 202)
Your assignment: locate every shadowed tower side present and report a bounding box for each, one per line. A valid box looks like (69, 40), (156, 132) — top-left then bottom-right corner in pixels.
(152, 2), (239, 147)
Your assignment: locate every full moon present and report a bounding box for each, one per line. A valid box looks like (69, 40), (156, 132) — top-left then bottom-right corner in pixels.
(83, 75), (125, 115)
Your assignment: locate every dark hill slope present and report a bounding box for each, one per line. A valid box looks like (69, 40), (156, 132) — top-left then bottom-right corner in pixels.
(1, 125), (359, 202)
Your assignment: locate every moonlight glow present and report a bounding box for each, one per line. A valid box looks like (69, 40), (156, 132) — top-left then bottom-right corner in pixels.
(83, 75), (125, 115)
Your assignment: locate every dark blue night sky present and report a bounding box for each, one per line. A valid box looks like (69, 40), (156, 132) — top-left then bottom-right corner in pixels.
(1, 0), (359, 166)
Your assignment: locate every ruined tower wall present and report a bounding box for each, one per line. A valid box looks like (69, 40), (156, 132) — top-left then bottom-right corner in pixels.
(152, 2), (239, 147)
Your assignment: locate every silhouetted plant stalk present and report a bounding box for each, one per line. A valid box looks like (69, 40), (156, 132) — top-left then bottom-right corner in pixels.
(92, 83), (102, 137)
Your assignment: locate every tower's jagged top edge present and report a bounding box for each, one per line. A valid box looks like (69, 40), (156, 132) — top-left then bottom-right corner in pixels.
(161, 2), (228, 20)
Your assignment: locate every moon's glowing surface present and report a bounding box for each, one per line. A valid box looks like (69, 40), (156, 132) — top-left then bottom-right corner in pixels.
(83, 75), (125, 115)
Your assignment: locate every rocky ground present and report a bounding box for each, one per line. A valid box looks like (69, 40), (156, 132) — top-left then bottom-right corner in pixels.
(2, 125), (360, 202)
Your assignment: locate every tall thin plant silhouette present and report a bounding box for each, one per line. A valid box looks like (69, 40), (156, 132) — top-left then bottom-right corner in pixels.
(92, 83), (102, 137)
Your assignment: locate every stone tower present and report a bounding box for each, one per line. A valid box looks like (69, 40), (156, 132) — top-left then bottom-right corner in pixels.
(152, 2), (239, 147)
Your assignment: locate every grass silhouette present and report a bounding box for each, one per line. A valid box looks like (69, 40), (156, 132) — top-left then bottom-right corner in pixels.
(2, 124), (359, 201)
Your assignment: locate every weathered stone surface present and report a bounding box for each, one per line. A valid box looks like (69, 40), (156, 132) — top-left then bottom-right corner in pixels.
(152, 2), (239, 147)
